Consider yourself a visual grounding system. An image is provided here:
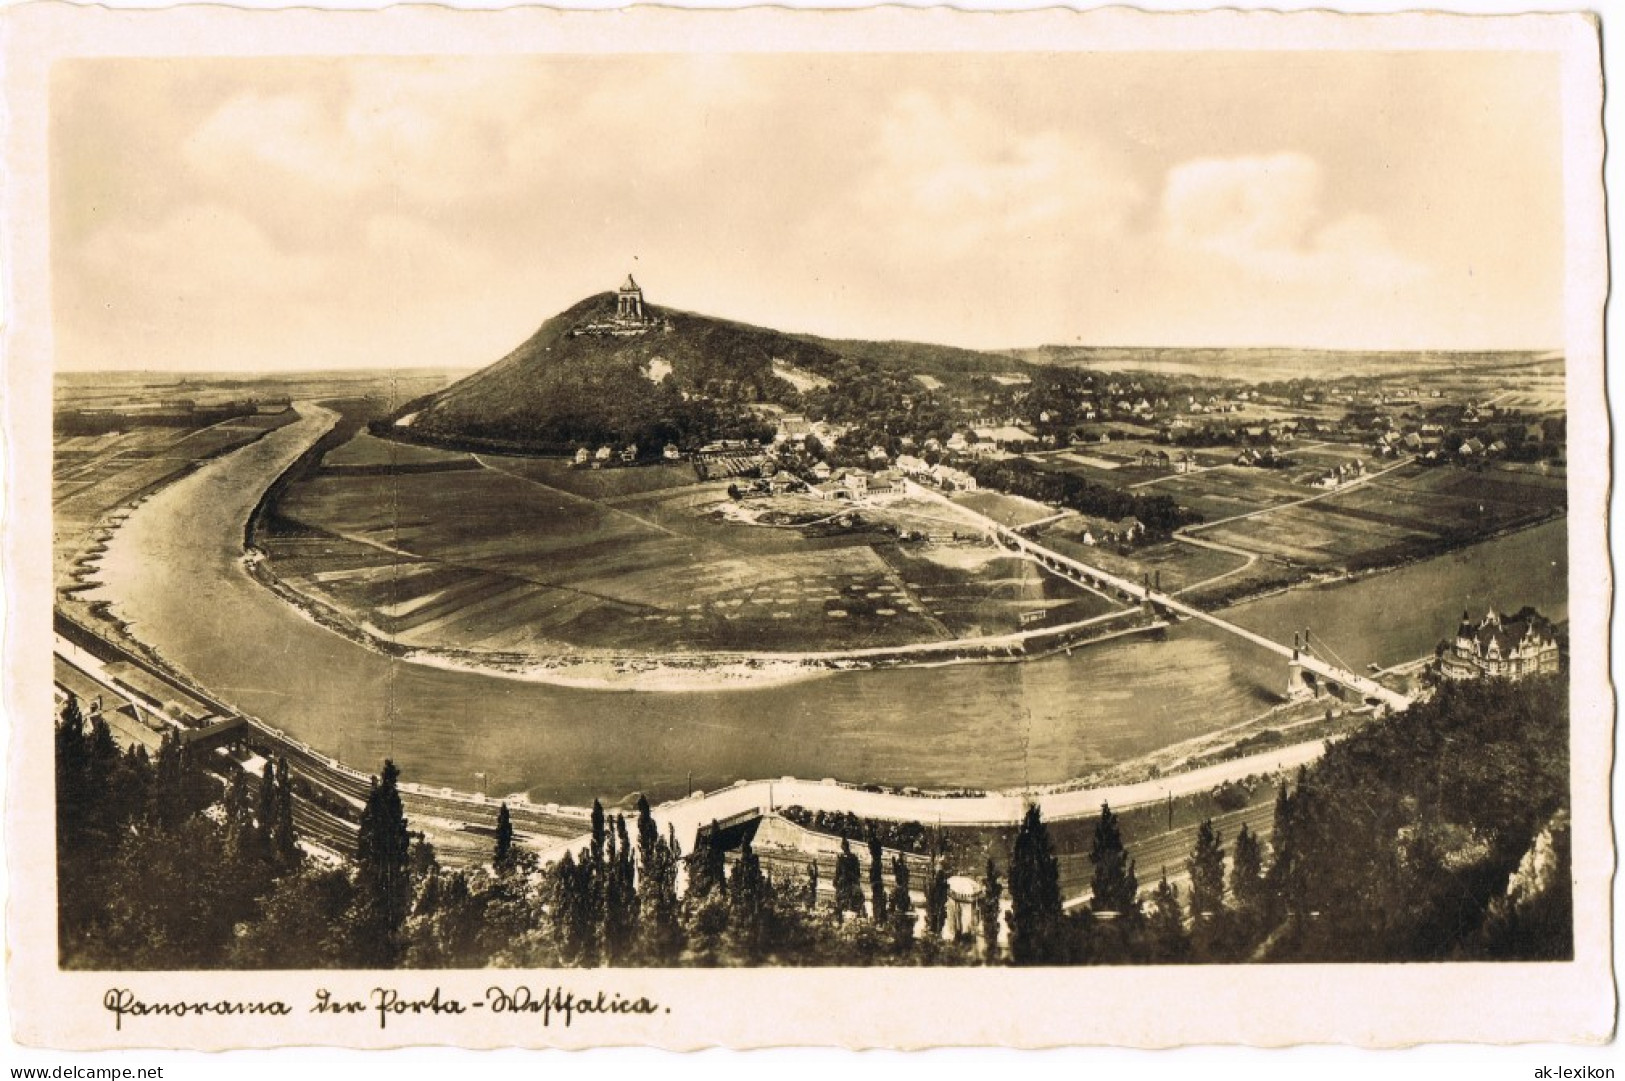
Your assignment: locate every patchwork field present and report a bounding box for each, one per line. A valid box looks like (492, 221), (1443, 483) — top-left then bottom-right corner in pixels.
(1197, 463), (1566, 570)
(1039, 529), (1250, 594)
(54, 412), (295, 585)
(1143, 465), (1312, 523)
(260, 432), (1120, 657)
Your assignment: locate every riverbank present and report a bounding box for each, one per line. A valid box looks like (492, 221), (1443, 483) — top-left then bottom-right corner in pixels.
(242, 542), (1165, 691)
(60, 395), (1566, 810)
(1183, 509), (1567, 612)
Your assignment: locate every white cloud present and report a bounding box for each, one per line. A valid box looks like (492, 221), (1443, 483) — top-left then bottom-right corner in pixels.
(81, 203), (329, 307)
(1159, 152), (1426, 289)
(842, 91), (1144, 257)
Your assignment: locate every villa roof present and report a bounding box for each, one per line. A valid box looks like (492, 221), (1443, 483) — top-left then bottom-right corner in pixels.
(1461, 607), (1556, 658)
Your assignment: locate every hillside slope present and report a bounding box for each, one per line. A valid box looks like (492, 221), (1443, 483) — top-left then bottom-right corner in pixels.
(406, 292), (844, 452)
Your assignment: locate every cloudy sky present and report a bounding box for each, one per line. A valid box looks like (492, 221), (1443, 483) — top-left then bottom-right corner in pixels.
(51, 51), (1564, 372)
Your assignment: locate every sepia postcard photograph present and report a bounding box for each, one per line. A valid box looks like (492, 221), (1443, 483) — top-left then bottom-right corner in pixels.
(1, 0), (1613, 1055)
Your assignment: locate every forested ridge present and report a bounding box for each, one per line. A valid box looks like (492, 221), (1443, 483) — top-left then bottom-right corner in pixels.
(56, 674), (1568, 968)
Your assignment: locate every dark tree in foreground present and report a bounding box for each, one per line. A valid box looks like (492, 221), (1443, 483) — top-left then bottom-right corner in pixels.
(56, 672), (1567, 970)
(978, 859), (1003, 962)
(889, 855), (915, 950)
(1230, 823), (1267, 916)
(834, 836), (865, 919)
(493, 802), (515, 869)
(868, 831), (887, 923)
(687, 821), (727, 900)
(355, 760), (413, 966)
(1089, 801), (1139, 917)
(1007, 805), (1064, 964)
(1147, 870), (1189, 962)
(1186, 818), (1226, 920)
(924, 865), (951, 942)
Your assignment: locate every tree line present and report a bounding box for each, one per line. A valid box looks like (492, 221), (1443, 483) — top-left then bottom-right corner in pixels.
(966, 457), (1202, 536)
(57, 673), (1568, 968)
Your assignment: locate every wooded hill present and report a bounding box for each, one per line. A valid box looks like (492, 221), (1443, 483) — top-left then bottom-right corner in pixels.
(404, 292), (842, 452)
(400, 292), (1040, 454)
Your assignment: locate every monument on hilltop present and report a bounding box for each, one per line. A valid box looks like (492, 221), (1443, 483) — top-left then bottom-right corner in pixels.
(575, 273), (662, 337)
(616, 274), (647, 323)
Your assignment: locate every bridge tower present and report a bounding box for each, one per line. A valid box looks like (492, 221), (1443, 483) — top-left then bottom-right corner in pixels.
(1287, 630), (1316, 699)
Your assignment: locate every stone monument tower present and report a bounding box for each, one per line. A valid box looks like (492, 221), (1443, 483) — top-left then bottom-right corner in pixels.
(616, 274), (646, 322)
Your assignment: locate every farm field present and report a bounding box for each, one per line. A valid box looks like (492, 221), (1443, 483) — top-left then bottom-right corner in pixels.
(321, 431), (475, 470)
(1195, 463), (1566, 570)
(260, 432), (1118, 657)
(1140, 464), (1312, 523)
(950, 489), (1057, 527)
(53, 411), (295, 585)
(479, 454), (700, 501)
(1039, 529), (1250, 595)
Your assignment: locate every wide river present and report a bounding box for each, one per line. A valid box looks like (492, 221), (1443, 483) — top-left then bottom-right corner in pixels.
(87, 409), (1569, 806)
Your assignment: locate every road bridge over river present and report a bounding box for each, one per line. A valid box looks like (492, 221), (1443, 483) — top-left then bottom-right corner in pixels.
(901, 483), (1413, 713)
(989, 522), (1413, 712)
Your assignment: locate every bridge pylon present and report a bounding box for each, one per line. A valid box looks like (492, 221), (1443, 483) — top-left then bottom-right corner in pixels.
(1286, 657), (1317, 700)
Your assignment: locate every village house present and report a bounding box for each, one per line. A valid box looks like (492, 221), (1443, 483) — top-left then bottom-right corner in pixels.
(867, 470), (905, 500)
(663, 443), (682, 461)
(895, 454), (929, 476)
(933, 464), (977, 491)
(1112, 517), (1146, 545)
(573, 447), (591, 466)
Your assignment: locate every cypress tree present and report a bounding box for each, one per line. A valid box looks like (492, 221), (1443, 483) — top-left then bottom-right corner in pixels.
(551, 850), (593, 964)
(274, 756), (299, 867)
(833, 836), (865, 919)
(635, 795), (659, 873)
(1186, 817), (1227, 920)
(1230, 823), (1267, 915)
(978, 858), (1003, 961)
(1268, 773), (1315, 917)
(636, 825), (683, 964)
(687, 821), (727, 899)
(223, 768), (254, 859)
(602, 815), (639, 964)
(493, 802), (515, 869)
(1007, 804), (1064, 964)
(355, 760), (414, 966)
(805, 860), (820, 912)
(726, 839), (768, 962)
(889, 854), (915, 950)
(1089, 801), (1139, 917)
(924, 865), (950, 941)
(867, 830), (887, 922)
(257, 760), (277, 861)
(1147, 869), (1189, 962)
(889, 854), (912, 915)
(590, 799), (607, 866)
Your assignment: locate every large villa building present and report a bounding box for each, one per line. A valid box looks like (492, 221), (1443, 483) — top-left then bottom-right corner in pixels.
(1437, 607), (1562, 682)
